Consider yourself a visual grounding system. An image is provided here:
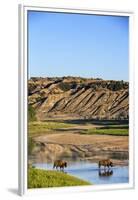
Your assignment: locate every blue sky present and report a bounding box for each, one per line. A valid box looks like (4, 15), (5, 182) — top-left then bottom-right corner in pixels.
(28, 11), (129, 81)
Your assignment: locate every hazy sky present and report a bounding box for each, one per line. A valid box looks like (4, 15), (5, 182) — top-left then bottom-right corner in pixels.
(28, 11), (129, 81)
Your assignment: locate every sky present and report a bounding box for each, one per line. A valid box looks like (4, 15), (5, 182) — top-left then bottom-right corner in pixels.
(28, 11), (129, 81)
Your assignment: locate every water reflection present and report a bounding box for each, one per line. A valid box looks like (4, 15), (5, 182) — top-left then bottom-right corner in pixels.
(33, 161), (128, 185)
(99, 169), (113, 177)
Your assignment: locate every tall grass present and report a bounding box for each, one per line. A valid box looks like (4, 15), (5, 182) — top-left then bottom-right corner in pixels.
(28, 168), (91, 188)
(28, 121), (74, 136)
(82, 128), (128, 136)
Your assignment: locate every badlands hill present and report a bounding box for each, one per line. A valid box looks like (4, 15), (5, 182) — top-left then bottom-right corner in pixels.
(28, 77), (129, 120)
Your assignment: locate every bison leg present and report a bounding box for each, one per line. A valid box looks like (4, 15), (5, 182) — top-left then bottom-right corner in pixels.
(98, 163), (101, 169)
(60, 167), (64, 172)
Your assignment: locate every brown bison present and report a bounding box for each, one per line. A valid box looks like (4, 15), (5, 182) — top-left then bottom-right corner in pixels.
(53, 160), (67, 171)
(98, 159), (113, 169)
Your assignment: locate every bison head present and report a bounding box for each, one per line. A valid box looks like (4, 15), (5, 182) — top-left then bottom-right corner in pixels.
(110, 161), (113, 167)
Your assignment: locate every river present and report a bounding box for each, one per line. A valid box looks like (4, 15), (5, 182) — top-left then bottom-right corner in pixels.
(33, 161), (128, 185)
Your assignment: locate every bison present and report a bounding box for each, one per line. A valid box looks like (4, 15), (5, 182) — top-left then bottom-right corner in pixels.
(98, 159), (113, 169)
(53, 160), (67, 171)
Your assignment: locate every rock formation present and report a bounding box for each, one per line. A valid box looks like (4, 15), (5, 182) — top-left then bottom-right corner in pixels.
(28, 77), (129, 120)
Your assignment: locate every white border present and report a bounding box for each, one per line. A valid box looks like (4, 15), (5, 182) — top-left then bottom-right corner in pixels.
(18, 4), (135, 196)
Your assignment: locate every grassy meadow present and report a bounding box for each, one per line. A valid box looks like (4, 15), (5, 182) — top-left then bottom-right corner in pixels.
(81, 124), (129, 136)
(28, 121), (73, 137)
(28, 168), (91, 188)
(28, 105), (129, 137)
(29, 120), (129, 137)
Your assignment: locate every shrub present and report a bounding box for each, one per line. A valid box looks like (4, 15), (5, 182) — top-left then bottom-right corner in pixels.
(28, 105), (37, 121)
(107, 80), (127, 91)
(28, 137), (35, 155)
(58, 82), (72, 91)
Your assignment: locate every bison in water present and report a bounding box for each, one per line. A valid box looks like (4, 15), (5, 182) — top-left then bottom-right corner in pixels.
(98, 159), (113, 169)
(53, 160), (67, 171)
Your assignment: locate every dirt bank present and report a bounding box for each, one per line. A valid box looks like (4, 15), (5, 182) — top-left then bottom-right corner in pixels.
(29, 133), (128, 166)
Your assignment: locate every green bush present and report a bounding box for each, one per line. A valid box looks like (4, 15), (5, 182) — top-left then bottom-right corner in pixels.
(28, 105), (36, 121)
(107, 80), (127, 91)
(58, 82), (72, 91)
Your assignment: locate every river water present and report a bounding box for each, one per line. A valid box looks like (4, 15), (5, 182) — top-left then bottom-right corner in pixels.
(33, 161), (129, 185)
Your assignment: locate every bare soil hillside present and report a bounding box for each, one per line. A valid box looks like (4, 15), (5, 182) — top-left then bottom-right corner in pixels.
(28, 77), (129, 120)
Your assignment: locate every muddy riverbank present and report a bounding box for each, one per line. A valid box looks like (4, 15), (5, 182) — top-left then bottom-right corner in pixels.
(29, 133), (128, 166)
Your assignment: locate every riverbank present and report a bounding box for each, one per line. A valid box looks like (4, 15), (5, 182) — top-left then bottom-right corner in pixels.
(28, 168), (91, 188)
(28, 119), (128, 166)
(29, 133), (128, 165)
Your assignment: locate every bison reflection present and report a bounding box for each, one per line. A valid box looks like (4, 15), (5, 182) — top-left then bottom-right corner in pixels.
(53, 160), (67, 171)
(98, 159), (113, 177)
(99, 169), (113, 177)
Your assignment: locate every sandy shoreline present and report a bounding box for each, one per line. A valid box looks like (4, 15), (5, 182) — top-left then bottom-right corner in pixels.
(30, 133), (128, 166)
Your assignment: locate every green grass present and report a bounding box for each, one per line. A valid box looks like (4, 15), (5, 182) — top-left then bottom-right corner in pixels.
(101, 124), (129, 129)
(82, 128), (128, 136)
(29, 121), (74, 136)
(28, 168), (91, 188)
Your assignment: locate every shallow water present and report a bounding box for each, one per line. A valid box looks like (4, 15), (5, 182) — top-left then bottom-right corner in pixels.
(33, 161), (129, 185)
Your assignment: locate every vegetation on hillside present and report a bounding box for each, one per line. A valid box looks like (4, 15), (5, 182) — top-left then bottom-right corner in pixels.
(107, 80), (128, 91)
(28, 105), (37, 121)
(58, 80), (128, 91)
